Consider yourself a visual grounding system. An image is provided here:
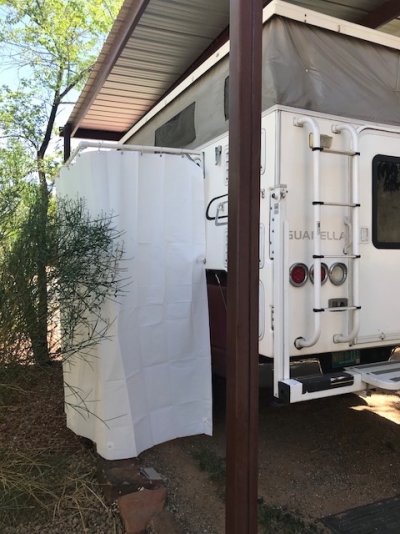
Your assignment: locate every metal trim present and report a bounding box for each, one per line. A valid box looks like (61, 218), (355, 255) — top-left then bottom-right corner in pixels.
(328, 262), (348, 286)
(70, 0), (151, 136)
(309, 262), (329, 286)
(289, 263), (309, 287)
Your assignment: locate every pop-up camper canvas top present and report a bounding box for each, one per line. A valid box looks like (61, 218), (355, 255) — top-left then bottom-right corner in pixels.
(123, 1), (400, 150)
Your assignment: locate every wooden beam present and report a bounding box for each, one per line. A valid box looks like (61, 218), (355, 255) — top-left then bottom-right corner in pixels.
(358, 0), (400, 29)
(60, 126), (124, 141)
(225, 0), (263, 532)
(75, 128), (125, 141)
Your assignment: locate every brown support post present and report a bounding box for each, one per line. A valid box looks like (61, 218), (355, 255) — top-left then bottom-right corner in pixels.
(226, 0), (263, 532)
(63, 122), (72, 163)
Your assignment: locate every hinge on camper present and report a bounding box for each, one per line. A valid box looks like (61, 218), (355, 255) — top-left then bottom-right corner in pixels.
(271, 306), (275, 331)
(269, 185), (288, 260)
(215, 145), (222, 165)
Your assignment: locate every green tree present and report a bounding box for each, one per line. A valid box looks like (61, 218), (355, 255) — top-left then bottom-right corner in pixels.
(0, 0), (123, 364)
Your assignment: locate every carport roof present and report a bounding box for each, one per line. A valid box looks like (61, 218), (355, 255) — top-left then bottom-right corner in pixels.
(66, 0), (400, 141)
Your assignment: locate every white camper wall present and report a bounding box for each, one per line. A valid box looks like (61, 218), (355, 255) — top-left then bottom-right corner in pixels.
(277, 109), (400, 358)
(202, 106), (400, 370)
(57, 149), (212, 459)
(201, 110), (277, 357)
(357, 129), (400, 345)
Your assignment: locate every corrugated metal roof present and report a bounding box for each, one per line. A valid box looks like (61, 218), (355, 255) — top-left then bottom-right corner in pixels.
(67, 0), (400, 139)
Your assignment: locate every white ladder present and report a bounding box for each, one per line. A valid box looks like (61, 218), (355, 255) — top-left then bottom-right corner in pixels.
(293, 117), (361, 349)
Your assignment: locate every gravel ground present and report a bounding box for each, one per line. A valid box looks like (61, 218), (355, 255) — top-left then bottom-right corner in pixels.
(2, 501), (122, 534)
(3, 365), (400, 533)
(139, 379), (400, 533)
(141, 441), (225, 534)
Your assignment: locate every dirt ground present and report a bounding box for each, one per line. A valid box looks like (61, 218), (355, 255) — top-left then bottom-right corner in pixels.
(0, 364), (123, 533)
(141, 378), (400, 533)
(2, 365), (400, 533)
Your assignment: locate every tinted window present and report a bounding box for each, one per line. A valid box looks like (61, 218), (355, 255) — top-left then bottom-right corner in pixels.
(155, 103), (196, 148)
(224, 76), (229, 120)
(373, 154), (400, 248)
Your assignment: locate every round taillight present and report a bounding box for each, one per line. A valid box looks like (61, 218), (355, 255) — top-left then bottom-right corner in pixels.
(309, 263), (328, 285)
(289, 263), (308, 287)
(329, 262), (347, 286)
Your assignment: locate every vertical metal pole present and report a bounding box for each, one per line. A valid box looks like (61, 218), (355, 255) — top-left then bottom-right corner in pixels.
(226, 0), (263, 532)
(63, 123), (72, 163)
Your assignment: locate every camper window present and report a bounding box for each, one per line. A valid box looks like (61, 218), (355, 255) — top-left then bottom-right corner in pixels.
(373, 154), (400, 249)
(155, 102), (196, 148)
(224, 77), (229, 120)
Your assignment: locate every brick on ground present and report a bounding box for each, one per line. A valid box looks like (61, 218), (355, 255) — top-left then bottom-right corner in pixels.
(118, 487), (167, 534)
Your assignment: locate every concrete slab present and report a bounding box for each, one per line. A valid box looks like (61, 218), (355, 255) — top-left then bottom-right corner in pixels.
(322, 496), (400, 533)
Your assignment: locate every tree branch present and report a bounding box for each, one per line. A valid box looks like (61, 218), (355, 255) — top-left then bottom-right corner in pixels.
(59, 66), (93, 101)
(38, 69), (63, 159)
(0, 134), (38, 151)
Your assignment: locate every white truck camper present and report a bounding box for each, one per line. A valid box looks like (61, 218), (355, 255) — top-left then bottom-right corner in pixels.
(117, 1), (400, 404)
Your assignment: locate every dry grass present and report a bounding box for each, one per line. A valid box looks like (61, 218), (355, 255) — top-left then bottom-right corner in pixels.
(0, 362), (122, 532)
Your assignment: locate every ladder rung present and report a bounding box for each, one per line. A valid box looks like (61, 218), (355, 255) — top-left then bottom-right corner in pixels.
(313, 201), (360, 208)
(313, 254), (360, 259)
(324, 306), (361, 312)
(320, 148), (360, 157)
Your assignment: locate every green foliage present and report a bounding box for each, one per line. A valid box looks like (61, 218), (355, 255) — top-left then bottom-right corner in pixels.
(0, 0), (124, 364)
(258, 501), (322, 534)
(192, 447), (226, 486)
(0, 141), (35, 242)
(0, 0), (123, 157)
(0, 0), (122, 92)
(51, 198), (125, 361)
(0, 85), (48, 151)
(0, 195), (125, 364)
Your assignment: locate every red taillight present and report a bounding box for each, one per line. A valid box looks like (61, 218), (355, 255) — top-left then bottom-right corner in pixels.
(309, 263), (328, 285)
(289, 263), (308, 287)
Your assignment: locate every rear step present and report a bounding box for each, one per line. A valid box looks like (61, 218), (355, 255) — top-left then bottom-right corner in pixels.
(297, 372), (354, 393)
(279, 372), (362, 403)
(279, 361), (400, 403)
(346, 361), (400, 391)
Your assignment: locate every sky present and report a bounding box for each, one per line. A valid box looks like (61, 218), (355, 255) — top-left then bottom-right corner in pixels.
(0, 63), (77, 129)
(0, 61), (78, 158)
(0, 2), (122, 155)
(0, 23), (86, 158)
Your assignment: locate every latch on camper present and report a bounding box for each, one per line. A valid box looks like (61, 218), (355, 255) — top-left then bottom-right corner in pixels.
(271, 185), (287, 201)
(215, 200), (228, 226)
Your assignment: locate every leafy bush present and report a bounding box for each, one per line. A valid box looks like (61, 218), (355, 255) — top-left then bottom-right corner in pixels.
(0, 194), (125, 365)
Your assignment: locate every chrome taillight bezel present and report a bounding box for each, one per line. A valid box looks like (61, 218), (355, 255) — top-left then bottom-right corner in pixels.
(328, 262), (348, 286)
(309, 262), (328, 285)
(289, 263), (309, 287)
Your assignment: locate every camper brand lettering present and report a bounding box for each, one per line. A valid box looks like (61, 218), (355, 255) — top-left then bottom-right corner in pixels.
(289, 230), (344, 240)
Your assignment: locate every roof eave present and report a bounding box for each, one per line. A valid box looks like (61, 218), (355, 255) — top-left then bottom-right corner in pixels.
(68, 0), (150, 137)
